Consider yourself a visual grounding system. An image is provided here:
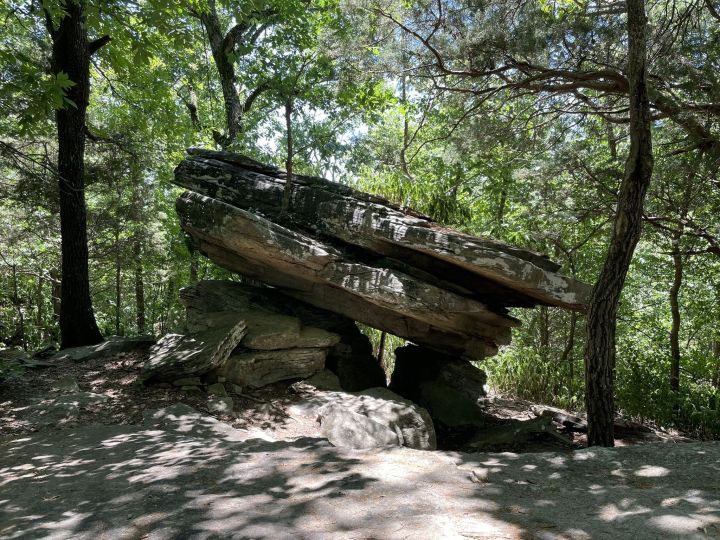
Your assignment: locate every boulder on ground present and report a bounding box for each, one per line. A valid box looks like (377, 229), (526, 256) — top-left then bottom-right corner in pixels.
(216, 347), (327, 388)
(289, 386), (436, 450)
(139, 319), (247, 383)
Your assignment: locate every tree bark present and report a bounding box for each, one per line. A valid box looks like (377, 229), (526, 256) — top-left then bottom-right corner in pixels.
(198, 1), (242, 147)
(114, 228), (122, 335)
(560, 311), (577, 396)
(713, 338), (720, 389)
(669, 233), (684, 401)
(47, 1), (105, 348)
(133, 235), (145, 334)
(281, 95), (294, 214)
(584, 0), (653, 447)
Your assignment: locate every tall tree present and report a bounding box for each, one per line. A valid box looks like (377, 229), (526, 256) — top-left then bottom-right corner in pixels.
(45, 1), (109, 348)
(583, 0), (654, 446)
(190, 0), (274, 147)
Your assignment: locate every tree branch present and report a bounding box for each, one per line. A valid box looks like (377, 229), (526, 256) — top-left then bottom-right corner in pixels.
(88, 35), (111, 56)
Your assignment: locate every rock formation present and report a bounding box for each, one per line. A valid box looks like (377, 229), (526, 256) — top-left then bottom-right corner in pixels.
(180, 280), (385, 391)
(173, 148), (591, 360)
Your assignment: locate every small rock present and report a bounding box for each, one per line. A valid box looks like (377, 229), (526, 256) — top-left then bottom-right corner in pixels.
(181, 385), (202, 393)
(173, 377), (202, 387)
(54, 376), (80, 393)
(217, 376), (226, 383)
(208, 396), (234, 414)
(155, 382), (172, 389)
(228, 383), (244, 395)
(304, 369), (342, 391)
(207, 382), (228, 396)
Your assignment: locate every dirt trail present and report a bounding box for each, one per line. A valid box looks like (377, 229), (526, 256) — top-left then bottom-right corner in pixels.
(1, 349), (718, 539)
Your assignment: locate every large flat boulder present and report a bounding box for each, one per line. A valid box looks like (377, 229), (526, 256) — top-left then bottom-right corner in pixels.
(173, 149), (592, 361)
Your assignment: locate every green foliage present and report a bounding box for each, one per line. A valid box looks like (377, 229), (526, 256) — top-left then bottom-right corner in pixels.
(1, 0), (719, 441)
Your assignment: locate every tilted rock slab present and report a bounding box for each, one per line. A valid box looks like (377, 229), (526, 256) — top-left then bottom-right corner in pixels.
(175, 148), (591, 310)
(173, 149), (591, 360)
(176, 192), (510, 359)
(139, 318), (247, 383)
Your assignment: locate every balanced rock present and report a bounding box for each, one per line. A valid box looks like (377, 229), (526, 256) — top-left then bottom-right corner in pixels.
(173, 149), (591, 360)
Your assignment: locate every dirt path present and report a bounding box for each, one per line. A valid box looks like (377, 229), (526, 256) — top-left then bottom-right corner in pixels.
(1, 348), (718, 539)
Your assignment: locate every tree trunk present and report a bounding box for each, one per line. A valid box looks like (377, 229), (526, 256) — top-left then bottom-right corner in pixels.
(713, 338), (720, 389)
(377, 330), (387, 365)
(115, 228), (122, 335)
(539, 306), (550, 350)
(584, 0), (653, 447)
(133, 235), (145, 334)
(281, 95), (294, 214)
(199, 0), (243, 147)
(11, 264), (25, 350)
(50, 267), (61, 341)
(560, 311), (577, 396)
(36, 274), (44, 341)
(669, 232), (683, 401)
(47, 1), (105, 348)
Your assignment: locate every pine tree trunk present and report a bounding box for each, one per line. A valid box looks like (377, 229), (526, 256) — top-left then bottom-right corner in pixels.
(584, 0), (653, 447)
(47, 1), (104, 348)
(713, 339), (720, 389)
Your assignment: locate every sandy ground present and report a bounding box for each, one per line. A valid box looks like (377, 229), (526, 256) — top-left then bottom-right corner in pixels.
(1, 348), (718, 539)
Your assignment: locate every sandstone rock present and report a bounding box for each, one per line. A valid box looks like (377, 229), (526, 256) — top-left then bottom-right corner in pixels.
(181, 280), (385, 391)
(176, 149), (590, 309)
(303, 369), (342, 391)
(289, 387), (436, 450)
(216, 348), (326, 388)
(139, 318), (246, 383)
(173, 377), (202, 387)
(320, 406), (400, 449)
(390, 345), (488, 428)
(206, 382), (228, 396)
(51, 335), (156, 362)
(173, 150), (592, 361)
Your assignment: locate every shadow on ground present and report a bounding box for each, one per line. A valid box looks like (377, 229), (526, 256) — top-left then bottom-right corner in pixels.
(1, 408), (719, 539)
